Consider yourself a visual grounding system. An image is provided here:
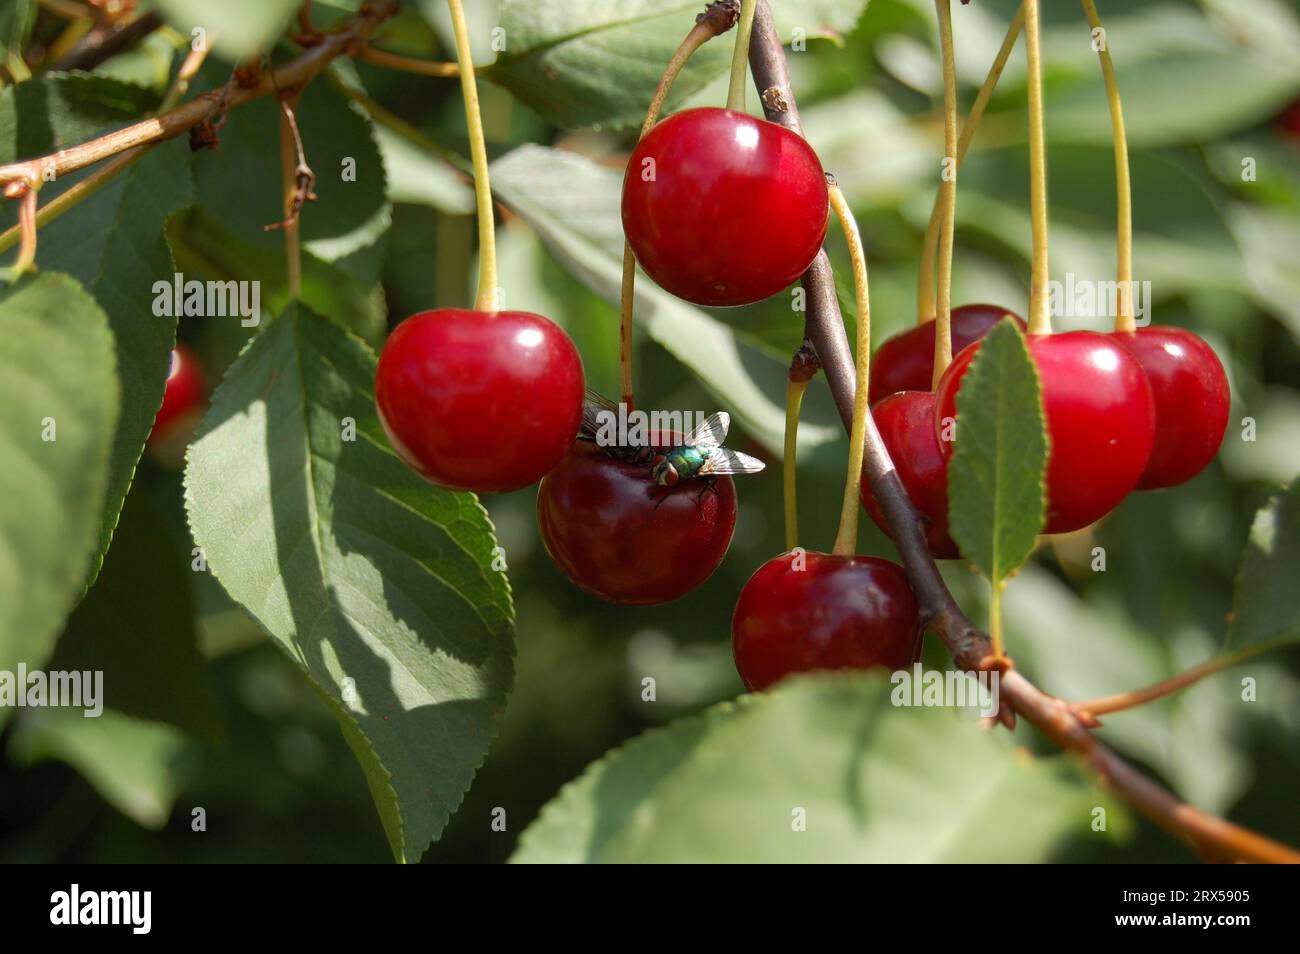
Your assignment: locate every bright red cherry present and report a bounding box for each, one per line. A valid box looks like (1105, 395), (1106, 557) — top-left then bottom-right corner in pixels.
(1113, 327), (1229, 490)
(375, 309), (584, 493)
(148, 344), (206, 446)
(621, 107), (829, 307)
(860, 390), (958, 558)
(537, 436), (736, 605)
(732, 550), (921, 692)
(933, 331), (1156, 534)
(869, 304), (1025, 405)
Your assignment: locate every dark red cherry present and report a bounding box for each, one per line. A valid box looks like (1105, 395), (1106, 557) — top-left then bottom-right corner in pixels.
(732, 550), (921, 692)
(1113, 327), (1229, 490)
(621, 107), (829, 307)
(375, 309), (585, 493)
(933, 331), (1155, 534)
(869, 304), (1025, 405)
(1277, 99), (1300, 141)
(860, 390), (958, 558)
(148, 344), (206, 446)
(537, 436), (736, 605)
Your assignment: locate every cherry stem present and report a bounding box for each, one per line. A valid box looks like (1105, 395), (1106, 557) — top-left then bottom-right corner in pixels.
(727, 0), (759, 111)
(827, 181), (871, 558)
(1081, 0), (1135, 333)
(278, 92), (304, 299)
(917, 3), (1024, 328)
(1024, 0), (1051, 336)
(1074, 649), (1260, 719)
(932, 0), (959, 387)
(159, 31), (215, 112)
(356, 45), (459, 77)
(621, 9), (737, 408)
(447, 0), (498, 313)
(783, 377), (808, 550)
(988, 580), (1005, 659)
(3, 184), (38, 277)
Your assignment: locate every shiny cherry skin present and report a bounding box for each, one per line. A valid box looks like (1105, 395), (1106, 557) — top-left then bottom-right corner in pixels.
(869, 304), (1025, 405)
(933, 331), (1156, 534)
(1113, 327), (1229, 490)
(148, 344), (206, 445)
(621, 107), (829, 307)
(537, 437), (737, 606)
(860, 390), (958, 558)
(732, 550), (921, 692)
(375, 309), (585, 493)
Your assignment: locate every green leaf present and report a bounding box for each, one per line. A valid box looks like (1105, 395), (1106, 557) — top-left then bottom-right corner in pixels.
(1043, 51), (1300, 149)
(374, 126), (474, 214)
(184, 306), (514, 862)
(167, 206), (386, 345)
(191, 79), (390, 286)
(490, 144), (838, 456)
(50, 492), (214, 739)
(9, 708), (196, 830)
(0, 1), (34, 60)
(154, 0), (301, 60)
(947, 318), (1046, 582)
(486, 0), (869, 129)
(1229, 480), (1300, 652)
(997, 566), (1259, 815)
(0, 72), (159, 164)
(512, 672), (1126, 863)
(0, 273), (119, 726)
(38, 139), (194, 584)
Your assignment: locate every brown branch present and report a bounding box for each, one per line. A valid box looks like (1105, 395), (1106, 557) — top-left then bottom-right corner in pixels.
(0, 2), (397, 185)
(747, 0), (1300, 865)
(53, 9), (164, 72)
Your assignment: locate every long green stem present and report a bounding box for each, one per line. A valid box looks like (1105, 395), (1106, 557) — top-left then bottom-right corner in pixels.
(726, 0), (758, 111)
(447, 0), (497, 312)
(917, 3), (1024, 326)
(1081, 0), (1134, 332)
(1024, 0), (1051, 336)
(783, 378), (808, 550)
(932, 0), (958, 387)
(828, 182), (871, 557)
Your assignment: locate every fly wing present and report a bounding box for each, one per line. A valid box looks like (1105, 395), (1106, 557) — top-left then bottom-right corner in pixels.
(698, 447), (766, 476)
(683, 411), (730, 448)
(580, 389), (620, 440)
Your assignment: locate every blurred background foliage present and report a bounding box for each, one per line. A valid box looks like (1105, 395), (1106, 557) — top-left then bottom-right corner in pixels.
(1, 0), (1298, 862)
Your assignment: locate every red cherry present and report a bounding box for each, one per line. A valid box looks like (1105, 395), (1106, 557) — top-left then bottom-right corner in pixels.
(933, 331), (1155, 534)
(537, 437), (737, 605)
(869, 304), (1025, 405)
(732, 550), (921, 692)
(1113, 327), (1229, 490)
(148, 344), (206, 446)
(1277, 99), (1300, 140)
(621, 107), (829, 307)
(860, 390), (958, 559)
(375, 309), (585, 493)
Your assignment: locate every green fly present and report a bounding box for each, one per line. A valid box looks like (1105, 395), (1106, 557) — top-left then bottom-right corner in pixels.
(578, 389), (766, 487)
(649, 410), (765, 488)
